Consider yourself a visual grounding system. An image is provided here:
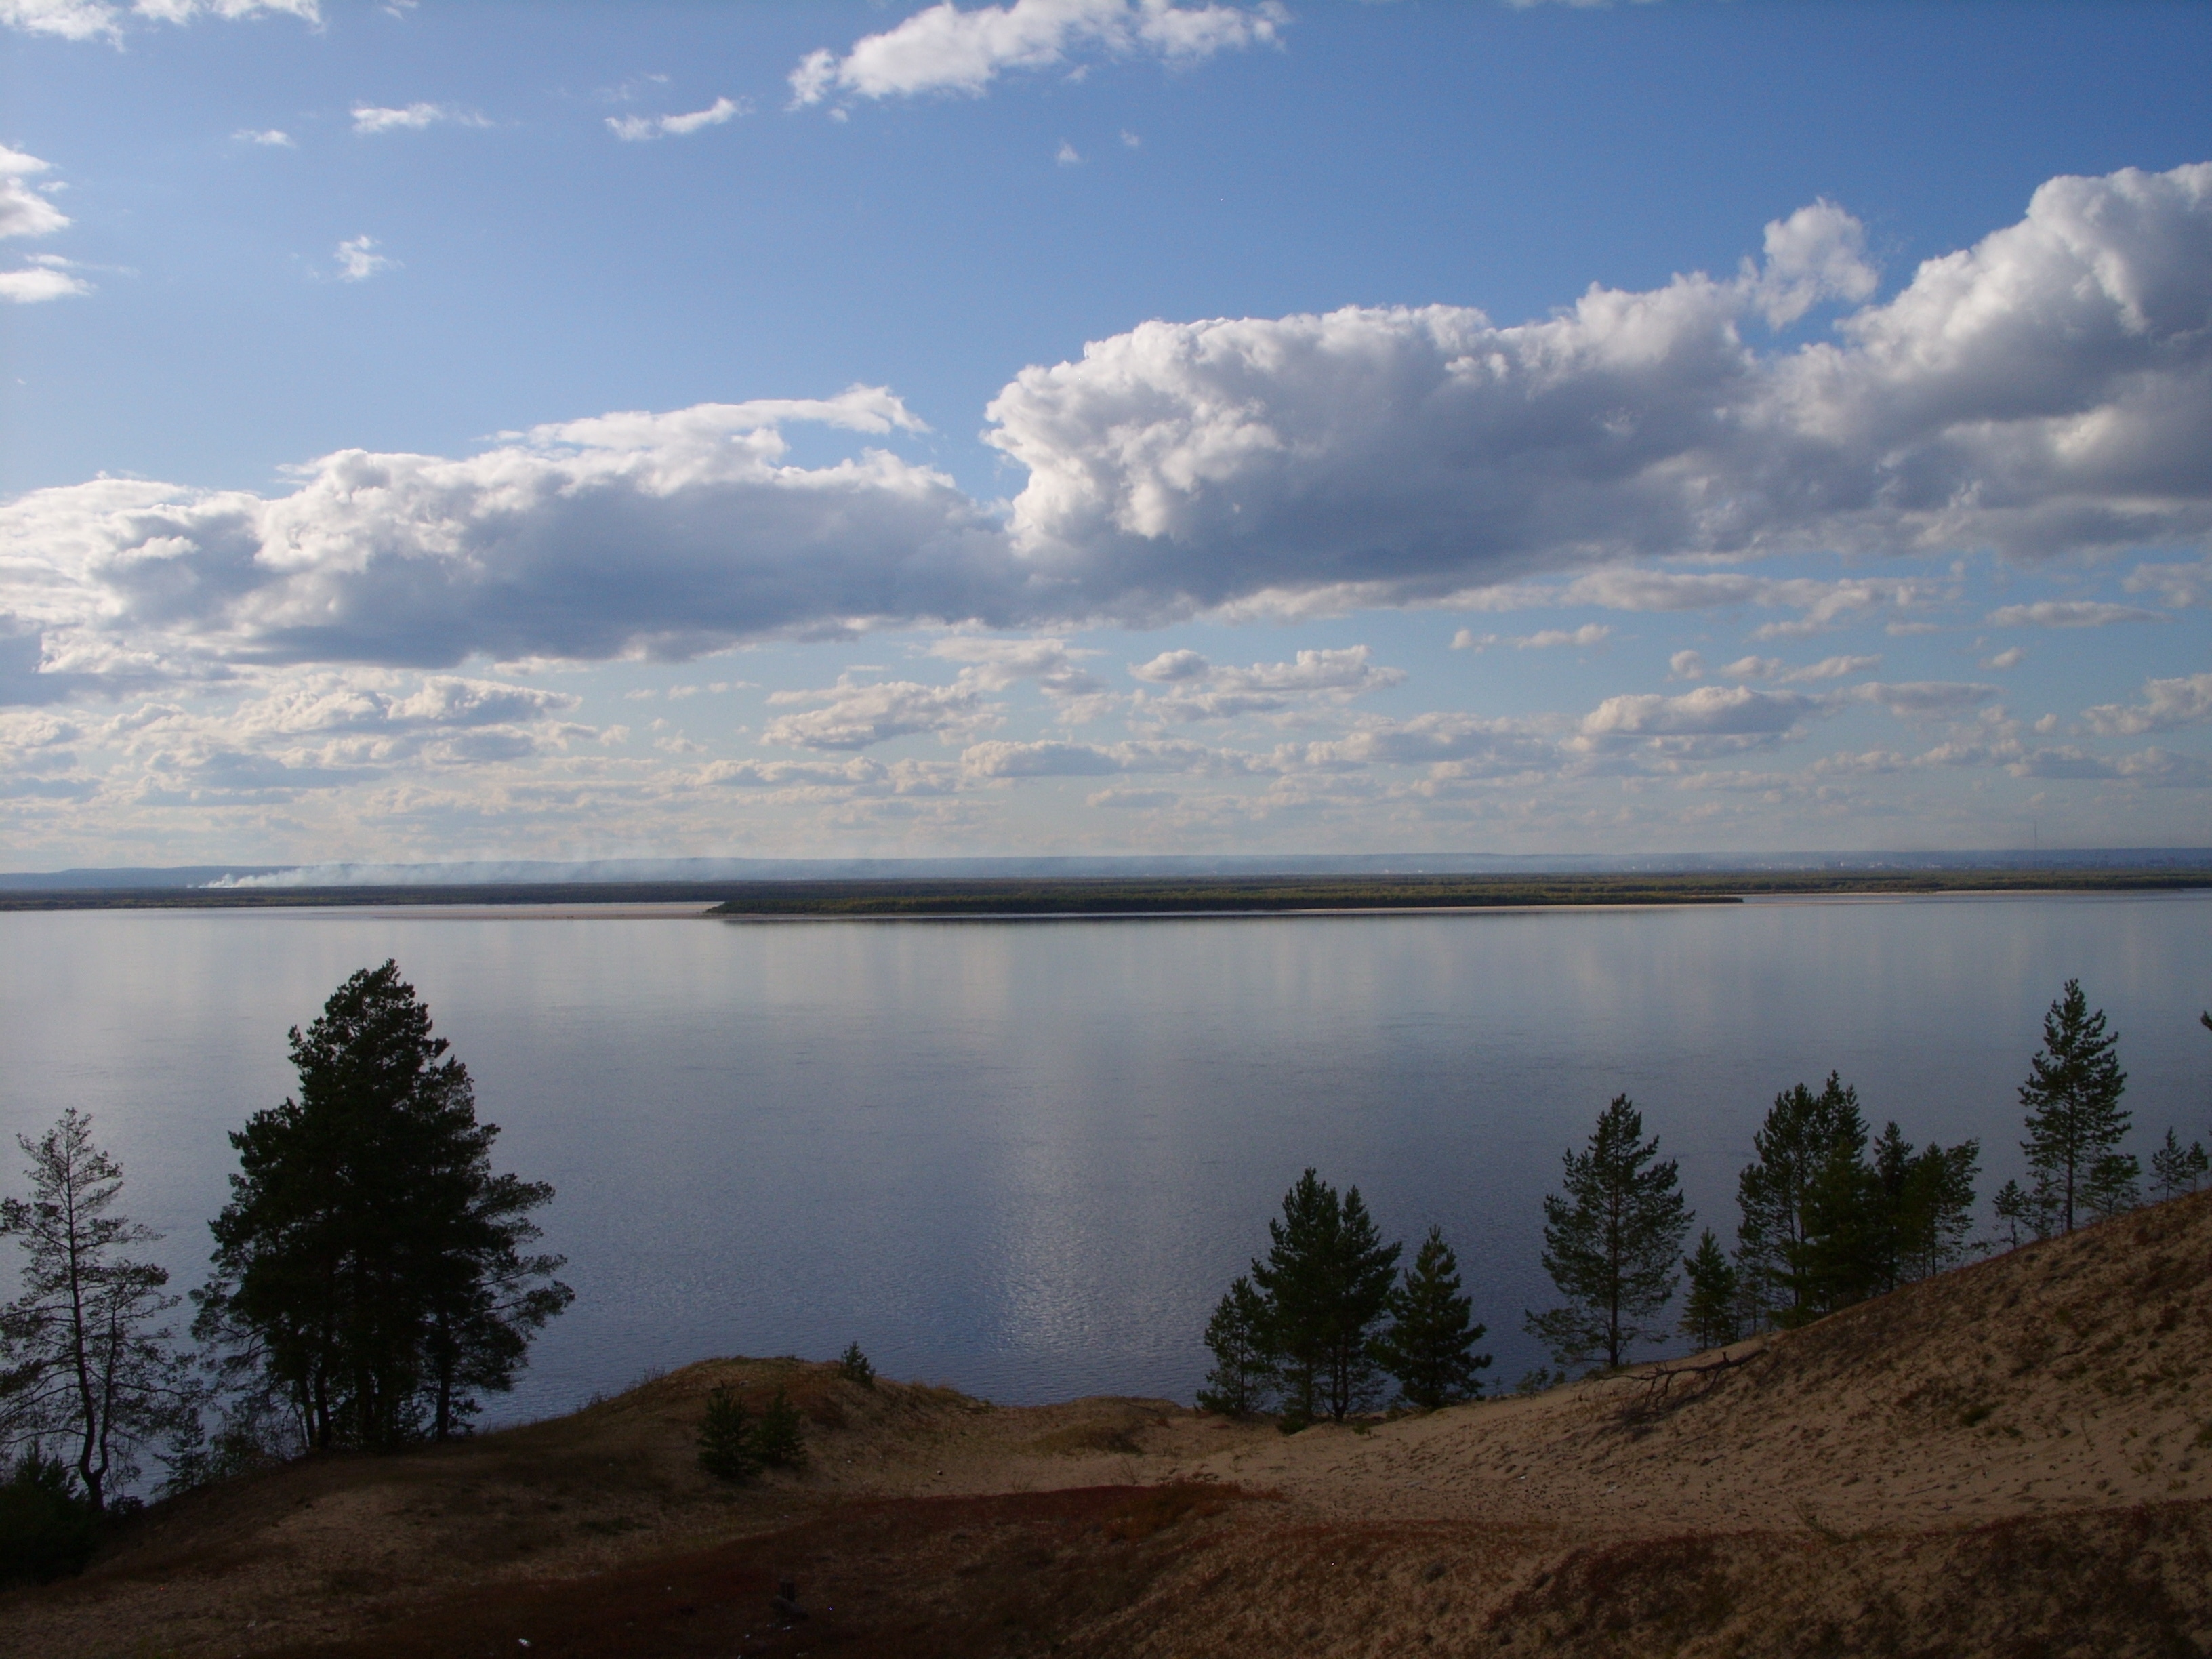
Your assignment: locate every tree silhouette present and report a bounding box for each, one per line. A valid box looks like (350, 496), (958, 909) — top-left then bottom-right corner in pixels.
(1, 1109), (194, 1513)
(196, 962), (571, 1451)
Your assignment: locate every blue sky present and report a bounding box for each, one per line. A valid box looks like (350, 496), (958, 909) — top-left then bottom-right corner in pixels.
(2, 0), (2209, 868)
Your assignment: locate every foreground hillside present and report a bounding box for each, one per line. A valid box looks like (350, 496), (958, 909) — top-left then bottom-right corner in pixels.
(7, 1189), (2211, 1658)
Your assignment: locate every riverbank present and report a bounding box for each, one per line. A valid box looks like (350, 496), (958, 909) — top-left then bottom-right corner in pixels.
(8, 1186), (2208, 1656)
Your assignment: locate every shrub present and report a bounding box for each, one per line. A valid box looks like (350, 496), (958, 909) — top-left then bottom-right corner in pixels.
(696, 1387), (760, 1483)
(0, 1447), (99, 1585)
(754, 1385), (808, 1470)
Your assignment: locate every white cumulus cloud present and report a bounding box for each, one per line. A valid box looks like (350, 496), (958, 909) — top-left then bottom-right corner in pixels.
(333, 235), (396, 282)
(0, 262), (90, 303)
(0, 146), (70, 241)
(2, 0), (316, 42)
(762, 675), (999, 750)
(2081, 672), (2212, 737)
(991, 164), (2212, 613)
(1128, 644), (1404, 722)
(0, 391), (996, 699)
(352, 103), (490, 136)
(607, 96), (748, 141)
(5, 166), (2212, 710)
(0, 145), (88, 302)
(789, 0), (1284, 108)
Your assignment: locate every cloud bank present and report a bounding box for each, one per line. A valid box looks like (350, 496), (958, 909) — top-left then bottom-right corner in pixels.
(4, 165), (2210, 705)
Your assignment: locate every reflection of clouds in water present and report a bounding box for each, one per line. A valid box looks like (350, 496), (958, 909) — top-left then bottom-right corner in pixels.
(3, 895), (2208, 1416)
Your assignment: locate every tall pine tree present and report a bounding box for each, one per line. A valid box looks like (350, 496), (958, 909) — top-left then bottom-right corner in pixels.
(196, 962), (571, 1451)
(1734, 1074), (1864, 1329)
(1249, 1170), (1400, 1425)
(1525, 1096), (1690, 1371)
(2018, 979), (2131, 1233)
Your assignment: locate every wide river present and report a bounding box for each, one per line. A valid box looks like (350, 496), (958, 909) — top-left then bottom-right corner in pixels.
(3, 893), (2208, 1424)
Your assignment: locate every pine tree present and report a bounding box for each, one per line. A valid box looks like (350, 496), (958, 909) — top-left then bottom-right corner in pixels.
(754, 1385), (808, 1469)
(2080, 1151), (2143, 1221)
(1679, 1229), (1742, 1351)
(1369, 1226), (1490, 1410)
(2150, 1128), (2210, 1201)
(1992, 1175), (2060, 1248)
(1783, 1122), (1889, 1318)
(1892, 1139), (1980, 1282)
(1249, 1170), (1401, 1425)
(1734, 1075), (1864, 1328)
(1195, 1275), (1274, 1418)
(1779, 1116), (1978, 1317)
(2018, 979), (2130, 1233)
(196, 962), (571, 1452)
(696, 1387), (758, 1482)
(1524, 1096), (1691, 1371)
(836, 1343), (876, 1390)
(0, 1109), (196, 1513)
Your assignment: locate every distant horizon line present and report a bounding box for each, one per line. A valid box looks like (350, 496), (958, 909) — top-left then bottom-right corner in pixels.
(4, 847), (2211, 892)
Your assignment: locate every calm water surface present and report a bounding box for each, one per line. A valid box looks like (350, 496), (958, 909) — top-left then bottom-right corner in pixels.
(3, 893), (2208, 1422)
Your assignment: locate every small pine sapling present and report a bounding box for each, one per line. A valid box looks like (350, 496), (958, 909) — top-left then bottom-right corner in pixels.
(836, 1342), (876, 1390)
(1679, 1229), (1742, 1351)
(697, 1387), (760, 1483)
(2150, 1128), (2209, 1201)
(754, 1384), (808, 1470)
(2081, 1149), (2143, 1221)
(1369, 1225), (1491, 1410)
(1195, 1275), (1274, 1419)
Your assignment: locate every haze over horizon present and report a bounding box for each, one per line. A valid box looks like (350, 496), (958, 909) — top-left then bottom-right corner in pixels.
(3, 0), (2209, 872)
